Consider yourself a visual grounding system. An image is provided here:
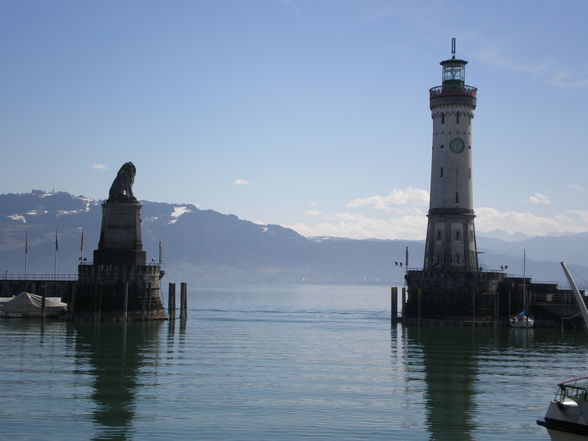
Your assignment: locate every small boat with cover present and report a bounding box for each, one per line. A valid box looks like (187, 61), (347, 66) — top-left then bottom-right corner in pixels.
(0, 292), (67, 318)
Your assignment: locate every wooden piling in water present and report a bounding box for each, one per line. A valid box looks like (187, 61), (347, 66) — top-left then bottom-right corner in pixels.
(401, 287), (406, 321)
(417, 288), (422, 325)
(70, 284), (76, 313)
(41, 284), (46, 320)
(98, 284), (103, 321)
(391, 287), (398, 323)
(141, 286), (147, 320)
(168, 283), (176, 320)
(180, 282), (187, 320)
(147, 282), (152, 320)
(123, 281), (129, 321)
(93, 284), (99, 321)
(495, 287), (500, 326)
(472, 290), (476, 326)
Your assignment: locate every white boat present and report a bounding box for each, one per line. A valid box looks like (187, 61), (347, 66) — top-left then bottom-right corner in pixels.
(510, 250), (535, 328)
(0, 292), (67, 318)
(537, 377), (588, 440)
(510, 312), (535, 328)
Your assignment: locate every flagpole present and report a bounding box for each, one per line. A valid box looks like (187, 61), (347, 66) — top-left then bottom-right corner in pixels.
(24, 232), (28, 278)
(54, 230), (58, 277)
(80, 228), (84, 262)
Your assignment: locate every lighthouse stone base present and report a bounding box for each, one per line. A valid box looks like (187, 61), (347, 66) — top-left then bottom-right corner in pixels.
(405, 270), (505, 325)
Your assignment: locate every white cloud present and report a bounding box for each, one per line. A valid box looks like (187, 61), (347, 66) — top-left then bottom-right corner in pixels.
(550, 70), (588, 88)
(476, 207), (588, 237)
(569, 184), (588, 194)
(91, 163), (108, 170)
(234, 179), (250, 186)
(527, 193), (551, 205)
(472, 42), (588, 89)
(346, 187), (429, 212)
(309, 201), (318, 207)
(288, 205), (588, 241)
(473, 45), (553, 76)
(287, 211), (427, 240)
(568, 210), (588, 225)
(360, 5), (406, 23)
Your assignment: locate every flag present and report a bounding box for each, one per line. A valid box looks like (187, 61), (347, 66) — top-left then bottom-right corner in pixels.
(25, 232), (28, 254)
(55, 230), (59, 252)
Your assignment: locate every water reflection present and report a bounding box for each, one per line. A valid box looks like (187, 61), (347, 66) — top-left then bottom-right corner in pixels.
(73, 321), (162, 441)
(405, 326), (489, 441)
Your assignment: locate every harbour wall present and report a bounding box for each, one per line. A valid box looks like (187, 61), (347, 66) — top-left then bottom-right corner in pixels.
(0, 276), (77, 299)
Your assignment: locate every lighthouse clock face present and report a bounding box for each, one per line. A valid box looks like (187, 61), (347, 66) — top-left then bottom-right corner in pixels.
(450, 138), (465, 153)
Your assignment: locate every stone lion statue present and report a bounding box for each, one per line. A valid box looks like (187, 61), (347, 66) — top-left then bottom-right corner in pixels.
(108, 162), (137, 201)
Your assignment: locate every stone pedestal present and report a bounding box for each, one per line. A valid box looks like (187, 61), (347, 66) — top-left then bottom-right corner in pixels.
(94, 201), (146, 266)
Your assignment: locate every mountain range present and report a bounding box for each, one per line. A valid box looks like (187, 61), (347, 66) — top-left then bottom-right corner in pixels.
(1, 190), (588, 288)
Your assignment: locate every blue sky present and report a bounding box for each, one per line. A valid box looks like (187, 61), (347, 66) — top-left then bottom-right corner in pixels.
(1, 0), (588, 240)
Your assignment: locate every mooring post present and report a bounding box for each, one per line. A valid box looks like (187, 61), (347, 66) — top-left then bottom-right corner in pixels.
(391, 287), (398, 324)
(98, 284), (103, 321)
(417, 288), (422, 325)
(472, 290), (476, 326)
(495, 288), (500, 326)
(147, 282), (152, 320)
(180, 282), (187, 320)
(141, 285), (147, 320)
(401, 287), (406, 321)
(172, 284), (177, 320)
(93, 284), (99, 321)
(123, 281), (129, 321)
(168, 283), (176, 320)
(70, 284), (76, 314)
(41, 283), (46, 320)
(167, 283), (171, 318)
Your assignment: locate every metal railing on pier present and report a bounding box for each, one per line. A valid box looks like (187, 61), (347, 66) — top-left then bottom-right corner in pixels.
(79, 261), (163, 267)
(3, 273), (78, 281)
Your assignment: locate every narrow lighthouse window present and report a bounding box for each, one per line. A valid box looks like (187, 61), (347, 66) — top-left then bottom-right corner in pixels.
(455, 192), (459, 203)
(456, 112), (460, 124)
(441, 112), (445, 124)
(440, 167), (444, 177)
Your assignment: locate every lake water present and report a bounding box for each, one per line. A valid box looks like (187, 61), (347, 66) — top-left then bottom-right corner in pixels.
(1, 283), (586, 440)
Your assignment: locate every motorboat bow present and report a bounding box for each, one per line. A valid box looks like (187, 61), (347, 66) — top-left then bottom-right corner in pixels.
(537, 377), (588, 440)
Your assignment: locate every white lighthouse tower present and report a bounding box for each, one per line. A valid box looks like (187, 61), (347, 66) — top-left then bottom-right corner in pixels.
(423, 38), (479, 272)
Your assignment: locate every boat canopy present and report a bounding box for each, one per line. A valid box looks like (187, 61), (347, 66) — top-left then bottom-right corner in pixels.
(0, 292), (67, 317)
